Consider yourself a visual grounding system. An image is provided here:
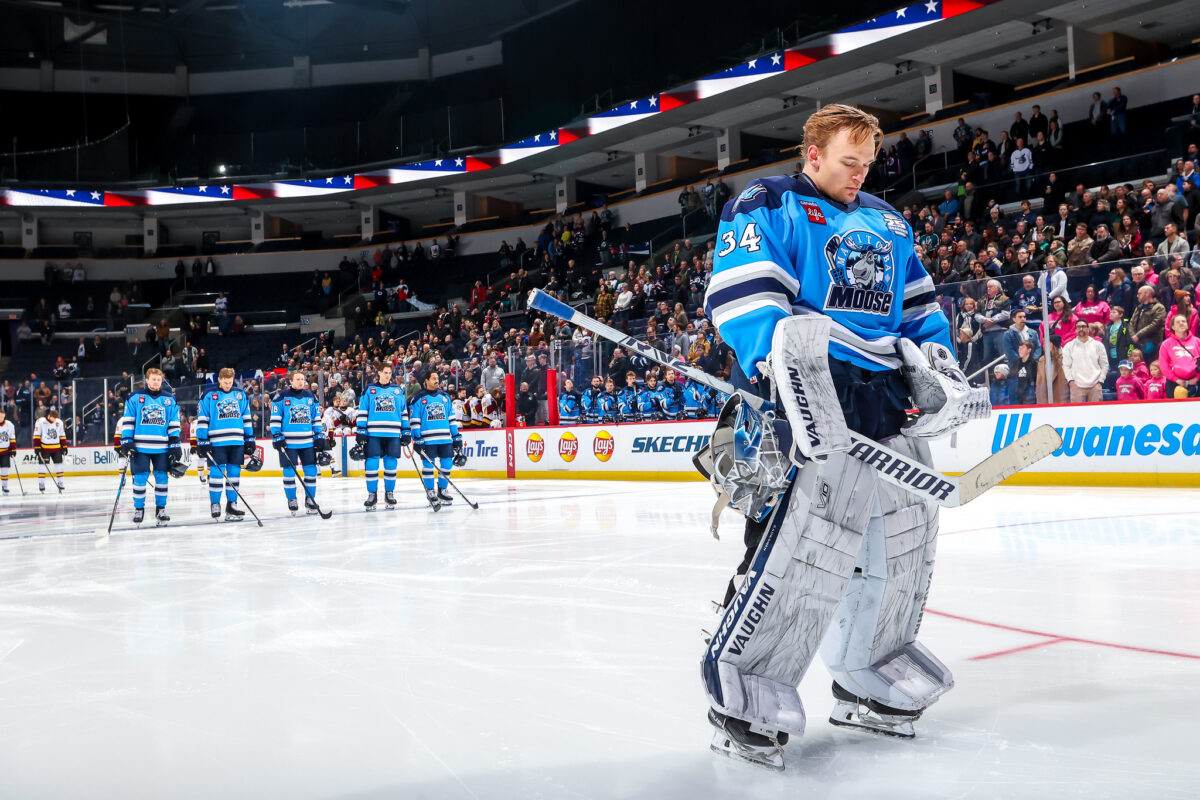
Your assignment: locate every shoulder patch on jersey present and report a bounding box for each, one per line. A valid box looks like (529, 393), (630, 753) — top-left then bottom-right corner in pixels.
(723, 175), (795, 221)
(737, 184), (767, 203)
(882, 211), (909, 238)
(822, 229), (896, 316)
(370, 387), (376, 394)
(799, 200), (826, 225)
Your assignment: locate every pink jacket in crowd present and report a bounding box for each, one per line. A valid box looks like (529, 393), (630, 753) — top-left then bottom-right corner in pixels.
(1075, 300), (1110, 326)
(1115, 375), (1145, 401)
(1158, 333), (1200, 382)
(1164, 305), (1199, 338)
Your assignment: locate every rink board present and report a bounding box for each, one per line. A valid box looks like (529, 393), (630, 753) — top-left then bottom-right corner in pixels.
(19, 400), (1200, 486)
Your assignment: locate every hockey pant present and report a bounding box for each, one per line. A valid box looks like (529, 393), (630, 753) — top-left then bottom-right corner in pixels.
(366, 436), (402, 494)
(1, 452), (10, 486)
(280, 446), (316, 501)
(417, 442), (453, 492)
(701, 436), (950, 738)
(131, 451), (169, 509)
(208, 445), (244, 505)
(38, 449), (64, 487)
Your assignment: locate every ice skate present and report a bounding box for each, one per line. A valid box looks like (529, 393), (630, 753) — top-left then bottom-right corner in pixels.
(304, 496), (319, 515)
(225, 502), (245, 522)
(199, 471), (207, 484)
(39, 481), (45, 493)
(707, 708), (786, 771)
(288, 497), (299, 515)
(425, 489), (442, 511)
(211, 502), (222, 519)
(364, 491), (378, 511)
(384, 491), (396, 508)
(132, 507), (145, 526)
(828, 682), (921, 740)
(56, 480), (64, 491)
(155, 507), (170, 527)
(437, 488), (453, 505)
(2, 484), (8, 494)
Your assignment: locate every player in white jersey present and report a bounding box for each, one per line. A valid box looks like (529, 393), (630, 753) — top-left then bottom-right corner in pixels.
(0, 410), (15, 494)
(321, 398), (355, 477)
(33, 410), (67, 492)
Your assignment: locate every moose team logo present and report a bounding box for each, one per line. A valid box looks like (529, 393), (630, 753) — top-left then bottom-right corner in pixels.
(375, 394), (396, 413)
(288, 405), (311, 425)
(823, 229), (895, 315)
(216, 399), (241, 420)
(140, 406), (166, 426)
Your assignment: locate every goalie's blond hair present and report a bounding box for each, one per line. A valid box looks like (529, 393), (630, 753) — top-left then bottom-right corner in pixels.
(802, 104), (883, 155)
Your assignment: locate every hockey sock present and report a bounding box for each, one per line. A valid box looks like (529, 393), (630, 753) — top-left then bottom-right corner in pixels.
(226, 466), (240, 503)
(303, 465), (317, 499)
(209, 464), (224, 505)
(132, 472), (149, 509)
(420, 455), (435, 491)
(366, 456), (379, 494)
(282, 461), (297, 501)
(437, 457), (452, 491)
(382, 455), (397, 492)
(154, 470), (168, 508)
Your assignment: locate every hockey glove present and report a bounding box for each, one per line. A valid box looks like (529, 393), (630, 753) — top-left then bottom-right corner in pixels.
(60, 444), (68, 456)
(243, 440), (257, 457)
(452, 440), (467, 468)
(272, 433), (287, 451)
(356, 432), (369, 449)
(118, 440), (134, 458)
(195, 442), (212, 461)
(168, 443), (183, 462)
(314, 435), (328, 452)
(898, 339), (991, 439)
(399, 433), (412, 448)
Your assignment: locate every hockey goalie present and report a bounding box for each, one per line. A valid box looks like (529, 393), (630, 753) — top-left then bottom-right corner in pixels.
(699, 103), (990, 769)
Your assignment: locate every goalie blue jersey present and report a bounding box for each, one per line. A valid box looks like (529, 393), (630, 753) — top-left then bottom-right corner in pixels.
(196, 387), (253, 447)
(704, 174), (951, 378)
(119, 389), (181, 454)
(356, 382), (410, 439)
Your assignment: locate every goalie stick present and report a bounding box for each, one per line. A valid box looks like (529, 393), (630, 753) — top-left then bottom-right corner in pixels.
(527, 288), (1060, 508)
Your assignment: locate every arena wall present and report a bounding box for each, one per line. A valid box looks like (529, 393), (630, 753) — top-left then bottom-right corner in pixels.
(20, 399), (1200, 487)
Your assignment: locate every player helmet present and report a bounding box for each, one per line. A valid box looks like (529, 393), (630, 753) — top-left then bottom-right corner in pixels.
(168, 451), (191, 479)
(244, 448), (264, 473)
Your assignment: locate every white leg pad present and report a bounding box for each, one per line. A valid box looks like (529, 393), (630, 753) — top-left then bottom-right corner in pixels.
(702, 452), (875, 736)
(820, 436), (953, 712)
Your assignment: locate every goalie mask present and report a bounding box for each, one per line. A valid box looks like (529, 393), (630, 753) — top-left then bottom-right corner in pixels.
(693, 392), (793, 538)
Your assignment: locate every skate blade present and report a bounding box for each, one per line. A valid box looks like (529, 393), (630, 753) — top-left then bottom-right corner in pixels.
(709, 735), (784, 772)
(828, 715), (915, 739)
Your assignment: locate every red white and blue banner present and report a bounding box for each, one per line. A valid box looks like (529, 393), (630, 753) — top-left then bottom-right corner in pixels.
(1, 1), (988, 209)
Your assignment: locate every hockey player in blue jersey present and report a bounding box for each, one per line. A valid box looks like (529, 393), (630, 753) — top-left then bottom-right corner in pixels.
(598, 377), (618, 423)
(659, 369), (684, 420)
(195, 367), (254, 521)
(270, 371), (327, 515)
(353, 363), (411, 510)
(706, 387), (729, 419)
(410, 370), (463, 508)
(580, 375), (605, 423)
(117, 367), (181, 526)
(700, 104), (989, 769)
(615, 372), (639, 423)
(682, 377), (712, 419)
(634, 374), (662, 421)
(557, 379), (582, 424)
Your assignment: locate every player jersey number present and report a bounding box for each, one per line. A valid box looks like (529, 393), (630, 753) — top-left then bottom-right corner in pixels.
(717, 222), (762, 257)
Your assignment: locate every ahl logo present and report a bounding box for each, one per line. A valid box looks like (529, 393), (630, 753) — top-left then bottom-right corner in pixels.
(558, 432), (579, 462)
(823, 229), (895, 315)
(593, 430), (615, 462)
(526, 433), (545, 462)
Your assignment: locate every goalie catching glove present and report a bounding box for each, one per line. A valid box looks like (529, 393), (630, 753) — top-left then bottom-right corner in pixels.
(897, 339), (990, 439)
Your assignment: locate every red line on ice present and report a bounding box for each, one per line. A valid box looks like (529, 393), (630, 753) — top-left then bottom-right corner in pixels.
(927, 609), (1200, 661)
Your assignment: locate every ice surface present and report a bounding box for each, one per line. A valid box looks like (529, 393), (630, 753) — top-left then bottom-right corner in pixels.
(0, 476), (1197, 799)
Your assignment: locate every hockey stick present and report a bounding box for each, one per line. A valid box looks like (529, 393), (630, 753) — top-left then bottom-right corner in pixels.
(9, 449), (27, 496)
(527, 289), (1061, 508)
(202, 451), (264, 527)
(277, 446), (333, 519)
(35, 448), (64, 494)
(105, 461), (129, 536)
